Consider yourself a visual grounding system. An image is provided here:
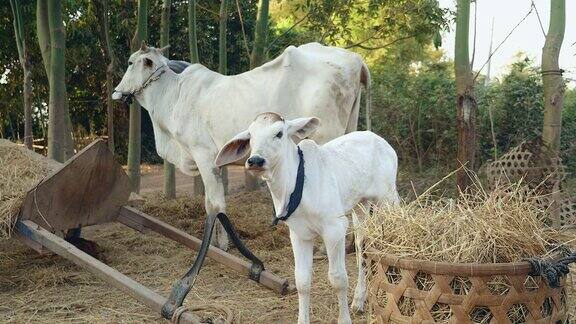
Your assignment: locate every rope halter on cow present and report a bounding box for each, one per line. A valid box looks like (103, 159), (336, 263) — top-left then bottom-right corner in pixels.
(122, 64), (167, 105)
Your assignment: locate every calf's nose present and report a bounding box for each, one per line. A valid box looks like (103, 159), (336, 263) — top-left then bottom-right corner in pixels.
(247, 156), (265, 167)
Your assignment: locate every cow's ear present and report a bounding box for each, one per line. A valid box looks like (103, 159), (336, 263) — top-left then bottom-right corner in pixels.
(286, 117), (320, 139)
(215, 130), (251, 167)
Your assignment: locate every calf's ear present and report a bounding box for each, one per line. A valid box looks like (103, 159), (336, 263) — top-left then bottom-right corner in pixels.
(287, 117), (321, 139)
(215, 130), (251, 167)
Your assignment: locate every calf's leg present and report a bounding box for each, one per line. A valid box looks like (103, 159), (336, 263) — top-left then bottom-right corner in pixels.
(323, 227), (352, 324)
(290, 231), (314, 324)
(351, 211), (367, 312)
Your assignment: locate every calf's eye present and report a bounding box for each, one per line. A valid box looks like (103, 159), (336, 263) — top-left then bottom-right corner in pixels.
(275, 131), (283, 139)
(128, 61), (133, 65)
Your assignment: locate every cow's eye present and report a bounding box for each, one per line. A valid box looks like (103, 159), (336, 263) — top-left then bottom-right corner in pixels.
(275, 131), (283, 139)
(128, 61), (133, 65)
(144, 58), (153, 68)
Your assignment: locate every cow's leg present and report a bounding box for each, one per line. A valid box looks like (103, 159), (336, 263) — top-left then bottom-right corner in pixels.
(351, 211), (366, 313)
(193, 152), (229, 251)
(290, 231), (314, 324)
(323, 226), (352, 324)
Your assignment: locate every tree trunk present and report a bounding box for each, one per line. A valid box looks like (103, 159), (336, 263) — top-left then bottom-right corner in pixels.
(160, 0), (176, 199)
(249, 0), (269, 69)
(454, 0), (477, 191)
(46, 0), (73, 162)
(188, 0), (199, 64)
(92, 0), (118, 154)
(541, 0), (565, 152)
(37, 0), (51, 76)
(244, 0), (269, 191)
(188, 0), (205, 196)
(219, 0), (228, 194)
(219, 0), (228, 75)
(127, 0), (149, 193)
(10, 0), (33, 150)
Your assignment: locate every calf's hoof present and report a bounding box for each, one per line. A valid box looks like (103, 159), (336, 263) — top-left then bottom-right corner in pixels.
(351, 298), (365, 314)
(338, 316), (352, 324)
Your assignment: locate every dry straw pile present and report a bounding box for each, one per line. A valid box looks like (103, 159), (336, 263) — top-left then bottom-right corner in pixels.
(0, 140), (59, 238)
(360, 180), (572, 264)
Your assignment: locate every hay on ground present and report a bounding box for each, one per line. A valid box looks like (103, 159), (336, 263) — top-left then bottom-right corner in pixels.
(0, 190), (365, 323)
(0, 140), (59, 239)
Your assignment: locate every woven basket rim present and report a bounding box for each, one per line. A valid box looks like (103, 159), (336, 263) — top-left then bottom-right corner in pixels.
(365, 247), (550, 276)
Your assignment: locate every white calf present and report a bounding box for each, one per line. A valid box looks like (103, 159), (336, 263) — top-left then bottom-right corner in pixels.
(215, 112), (399, 324)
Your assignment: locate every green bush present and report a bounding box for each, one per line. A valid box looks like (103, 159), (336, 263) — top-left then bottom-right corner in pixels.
(369, 55), (576, 175)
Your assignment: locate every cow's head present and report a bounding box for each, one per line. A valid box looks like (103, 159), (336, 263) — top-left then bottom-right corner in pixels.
(112, 42), (169, 101)
(215, 112), (320, 176)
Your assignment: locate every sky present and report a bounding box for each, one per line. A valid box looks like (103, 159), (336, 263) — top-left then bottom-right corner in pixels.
(438, 0), (576, 85)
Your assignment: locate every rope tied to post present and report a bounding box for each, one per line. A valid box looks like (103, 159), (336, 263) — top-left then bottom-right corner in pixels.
(527, 250), (576, 288)
(540, 69), (564, 76)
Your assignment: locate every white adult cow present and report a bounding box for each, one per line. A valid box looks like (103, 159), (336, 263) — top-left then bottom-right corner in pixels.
(215, 112), (399, 323)
(112, 42), (371, 250)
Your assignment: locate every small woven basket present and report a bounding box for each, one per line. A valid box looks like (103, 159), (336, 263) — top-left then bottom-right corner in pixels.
(366, 250), (567, 323)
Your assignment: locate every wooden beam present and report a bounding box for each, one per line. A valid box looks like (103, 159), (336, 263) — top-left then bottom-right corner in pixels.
(15, 220), (200, 324)
(118, 206), (290, 295)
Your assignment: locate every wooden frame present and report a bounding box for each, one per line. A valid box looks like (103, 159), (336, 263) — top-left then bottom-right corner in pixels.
(13, 139), (290, 322)
(16, 220), (201, 323)
(117, 206), (289, 295)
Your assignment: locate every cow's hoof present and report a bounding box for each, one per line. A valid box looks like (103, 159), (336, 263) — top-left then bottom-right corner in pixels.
(211, 235), (229, 251)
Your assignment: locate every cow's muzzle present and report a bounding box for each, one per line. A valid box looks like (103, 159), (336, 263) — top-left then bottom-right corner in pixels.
(112, 91), (135, 105)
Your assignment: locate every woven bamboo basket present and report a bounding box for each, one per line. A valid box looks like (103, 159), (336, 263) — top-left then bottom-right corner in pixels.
(366, 250), (567, 323)
(484, 139), (575, 228)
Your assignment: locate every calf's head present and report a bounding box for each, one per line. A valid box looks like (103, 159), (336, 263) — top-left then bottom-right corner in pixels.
(215, 113), (320, 176)
(112, 42), (169, 101)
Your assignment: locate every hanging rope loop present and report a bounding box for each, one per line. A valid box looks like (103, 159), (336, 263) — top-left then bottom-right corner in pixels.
(527, 251), (576, 288)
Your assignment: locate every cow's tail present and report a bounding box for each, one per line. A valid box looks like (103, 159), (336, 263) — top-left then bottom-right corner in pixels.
(361, 62), (372, 131)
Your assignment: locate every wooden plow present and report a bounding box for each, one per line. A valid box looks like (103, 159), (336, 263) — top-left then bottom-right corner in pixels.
(13, 140), (290, 323)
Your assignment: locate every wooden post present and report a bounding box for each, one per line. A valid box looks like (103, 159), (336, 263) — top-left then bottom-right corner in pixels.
(127, 0), (149, 193)
(243, 0), (270, 191)
(219, 0), (229, 194)
(187, 0), (204, 196)
(161, 0), (177, 199)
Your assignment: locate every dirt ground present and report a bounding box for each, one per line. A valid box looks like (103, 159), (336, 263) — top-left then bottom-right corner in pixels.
(1, 165), (574, 323)
(0, 165), (366, 323)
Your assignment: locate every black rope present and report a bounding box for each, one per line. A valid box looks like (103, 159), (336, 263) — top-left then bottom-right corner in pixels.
(272, 146), (305, 225)
(161, 212), (266, 320)
(527, 251), (576, 288)
(162, 213), (218, 319)
(540, 69), (564, 76)
(217, 212), (265, 281)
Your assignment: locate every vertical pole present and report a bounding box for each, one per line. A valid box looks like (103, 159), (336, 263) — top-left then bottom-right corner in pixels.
(454, 0), (478, 192)
(219, 0), (229, 194)
(127, 0), (149, 193)
(161, 0), (176, 199)
(541, 0), (566, 152)
(188, 0), (204, 196)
